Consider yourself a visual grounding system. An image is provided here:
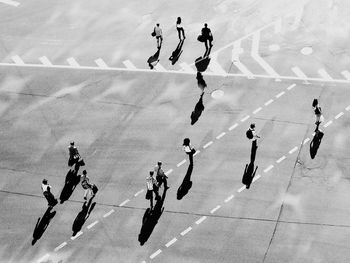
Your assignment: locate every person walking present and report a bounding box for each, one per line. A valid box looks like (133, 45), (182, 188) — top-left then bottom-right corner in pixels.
(41, 179), (58, 207)
(312, 99), (324, 126)
(201, 23), (213, 50)
(80, 170), (98, 200)
(146, 171), (160, 208)
(183, 138), (196, 165)
(153, 23), (163, 49)
(154, 161), (169, 190)
(68, 141), (80, 167)
(246, 123), (260, 150)
(176, 17), (185, 40)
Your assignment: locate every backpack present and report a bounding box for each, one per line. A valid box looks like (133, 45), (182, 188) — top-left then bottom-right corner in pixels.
(246, 129), (253, 139)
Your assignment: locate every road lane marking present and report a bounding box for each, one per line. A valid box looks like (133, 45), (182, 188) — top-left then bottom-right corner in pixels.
(241, 115), (250, 122)
(253, 107), (262, 114)
(275, 91), (285, 98)
(195, 216), (207, 225)
(252, 174), (261, 183)
(323, 120), (332, 127)
(203, 141), (213, 149)
(95, 58), (108, 68)
(264, 99), (274, 106)
(37, 253), (50, 263)
(224, 195), (234, 203)
(54, 242), (67, 252)
(67, 57), (80, 67)
(71, 231), (83, 240)
(119, 199), (130, 207)
(228, 123), (239, 131)
(87, 220), (99, 229)
(341, 70), (350, 80)
(264, 165), (274, 173)
(165, 238), (177, 247)
(193, 150), (200, 156)
(345, 105), (350, 111)
(303, 138), (310, 145)
(0, 0), (20, 7)
(103, 209), (115, 218)
(210, 205), (221, 214)
(134, 189), (144, 197)
(317, 68), (333, 80)
(276, 156), (286, 163)
(180, 227), (192, 236)
(237, 186), (246, 193)
(291, 67), (309, 83)
(122, 60), (136, 69)
(154, 63), (167, 71)
(177, 159), (187, 167)
(287, 84), (296, 90)
(208, 60), (227, 75)
(150, 249), (162, 259)
(335, 112), (344, 119)
(165, 169), (173, 176)
(11, 55), (24, 65)
(39, 56), (53, 66)
(216, 132), (226, 139)
(288, 146), (298, 154)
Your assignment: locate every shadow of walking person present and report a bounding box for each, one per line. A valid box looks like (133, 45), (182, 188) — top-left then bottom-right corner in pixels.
(191, 92), (205, 125)
(138, 187), (167, 246)
(32, 207), (56, 245)
(147, 47), (161, 69)
(169, 39), (184, 65)
(310, 129), (324, 159)
(250, 140), (258, 163)
(196, 72), (207, 91)
(242, 162), (258, 189)
(194, 47), (212, 72)
(177, 164), (193, 200)
(59, 160), (84, 204)
(72, 199), (96, 236)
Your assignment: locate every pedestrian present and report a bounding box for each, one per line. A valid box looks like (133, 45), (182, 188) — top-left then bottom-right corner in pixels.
(146, 171), (160, 208)
(153, 23), (163, 49)
(201, 23), (213, 50)
(176, 17), (185, 40)
(246, 123), (260, 148)
(80, 170), (98, 200)
(41, 179), (58, 207)
(183, 138), (196, 165)
(68, 141), (80, 167)
(154, 161), (169, 190)
(312, 99), (324, 126)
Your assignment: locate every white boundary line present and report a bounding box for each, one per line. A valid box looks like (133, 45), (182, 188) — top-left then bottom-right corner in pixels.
(71, 231), (83, 240)
(203, 141), (213, 149)
(224, 195), (234, 203)
(177, 159), (187, 167)
(150, 249), (162, 259)
(195, 216), (207, 225)
(216, 132), (226, 139)
(165, 238), (178, 247)
(276, 155), (286, 163)
(87, 220), (99, 229)
(119, 199), (130, 207)
(210, 205), (221, 214)
(54, 242), (67, 252)
(229, 123), (239, 131)
(180, 226), (192, 236)
(103, 209), (115, 218)
(264, 165), (274, 173)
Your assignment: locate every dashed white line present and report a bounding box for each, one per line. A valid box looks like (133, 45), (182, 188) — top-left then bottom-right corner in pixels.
(87, 220), (99, 229)
(122, 60), (137, 70)
(253, 107), (262, 114)
(95, 58), (108, 69)
(216, 132), (226, 139)
(195, 216), (207, 225)
(203, 141), (213, 149)
(165, 169), (173, 176)
(54, 242), (67, 252)
(119, 199), (130, 207)
(303, 138), (310, 145)
(210, 205), (221, 214)
(264, 165), (274, 173)
(165, 238), (178, 247)
(134, 189), (144, 197)
(229, 123), (239, 131)
(335, 112), (344, 119)
(177, 159), (187, 167)
(264, 99), (274, 106)
(275, 91), (285, 98)
(0, 0), (20, 7)
(241, 115), (250, 122)
(193, 150), (200, 156)
(323, 120), (333, 128)
(345, 105), (350, 111)
(180, 226), (192, 236)
(252, 174), (261, 183)
(317, 68), (333, 80)
(37, 253), (50, 263)
(276, 155), (286, 163)
(39, 56), (53, 66)
(289, 146), (298, 154)
(224, 194), (234, 203)
(71, 231), (83, 240)
(11, 55), (24, 65)
(287, 83), (296, 90)
(67, 57), (80, 67)
(237, 186), (246, 193)
(150, 249), (162, 259)
(103, 209), (115, 218)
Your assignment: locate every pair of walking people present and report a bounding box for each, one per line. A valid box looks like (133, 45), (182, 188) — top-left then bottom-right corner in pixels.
(145, 161), (169, 208)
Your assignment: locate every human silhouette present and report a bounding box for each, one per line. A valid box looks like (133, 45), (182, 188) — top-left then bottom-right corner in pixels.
(194, 47), (212, 72)
(242, 162), (258, 189)
(176, 17), (185, 40)
(32, 207), (56, 245)
(191, 92), (205, 125)
(60, 159), (85, 204)
(177, 164), (193, 200)
(200, 23), (213, 50)
(310, 129), (324, 159)
(196, 72), (207, 91)
(169, 39), (184, 65)
(72, 199), (96, 236)
(153, 23), (163, 48)
(147, 48), (161, 69)
(183, 138), (196, 165)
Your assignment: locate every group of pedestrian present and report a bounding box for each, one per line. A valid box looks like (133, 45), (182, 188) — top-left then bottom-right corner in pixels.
(145, 161), (169, 208)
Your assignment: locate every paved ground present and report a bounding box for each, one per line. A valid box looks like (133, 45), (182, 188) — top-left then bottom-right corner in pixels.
(1, 0), (350, 263)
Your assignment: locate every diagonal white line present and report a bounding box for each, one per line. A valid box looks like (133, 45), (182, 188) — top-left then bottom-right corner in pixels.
(0, 0), (20, 7)
(177, 159), (187, 167)
(303, 138), (310, 145)
(264, 165), (274, 173)
(276, 156), (286, 163)
(323, 120), (333, 128)
(228, 123), (239, 131)
(95, 58), (108, 68)
(165, 169), (173, 176)
(241, 115), (250, 122)
(119, 199), (130, 207)
(180, 226), (192, 236)
(237, 186), (246, 193)
(264, 99), (274, 106)
(54, 242), (67, 252)
(195, 216), (207, 224)
(134, 189), (144, 197)
(87, 220), (99, 229)
(71, 231), (83, 240)
(252, 174), (261, 183)
(203, 141), (213, 149)
(150, 249), (162, 259)
(210, 205), (221, 214)
(67, 57), (80, 67)
(216, 132), (226, 139)
(103, 209), (115, 218)
(39, 56), (53, 66)
(275, 91), (285, 98)
(253, 107), (262, 114)
(37, 253), (50, 263)
(224, 194), (234, 203)
(335, 112), (344, 119)
(165, 238), (177, 247)
(288, 146), (298, 154)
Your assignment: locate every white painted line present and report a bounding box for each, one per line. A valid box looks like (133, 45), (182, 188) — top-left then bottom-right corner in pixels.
(210, 205), (221, 214)
(122, 60), (137, 70)
(224, 195), (234, 203)
(237, 186), (246, 193)
(311, 132), (316, 137)
(317, 68), (333, 80)
(11, 55), (24, 65)
(253, 107), (262, 114)
(54, 242), (67, 252)
(177, 159), (187, 167)
(119, 199), (130, 207)
(345, 105), (350, 111)
(335, 112), (344, 119)
(228, 123), (239, 131)
(291, 67), (309, 82)
(303, 138), (310, 145)
(341, 70), (350, 80)
(95, 58), (108, 68)
(252, 174), (261, 183)
(264, 99), (274, 106)
(203, 141), (213, 149)
(208, 60), (227, 75)
(154, 63), (167, 72)
(323, 120), (333, 128)
(71, 231), (83, 240)
(193, 150), (200, 156)
(67, 57), (80, 67)
(241, 115), (250, 122)
(165, 237), (178, 247)
(103, 209), (115, 218)
(275, 91), (285, 98)
(150, 249), (162, 259)
(180, 226), (192, 236)
(87, 220), (99, 229)
(233, 60), (254, 79)
(289, 146), (298, 154)
(264, 165), (274, 173)
(179, 62), (195, 73)
(39, 56), (52, 66)
(287, 84), (296, 90)
(134, 189), (144, 197)
(276, 155), (286, 163)
(216, 132), (226, 139)
(195, 216), (207, 225)
(0, 0), (20, 7)
(37, 253), (50, 263)
(165, 169), (173, 176)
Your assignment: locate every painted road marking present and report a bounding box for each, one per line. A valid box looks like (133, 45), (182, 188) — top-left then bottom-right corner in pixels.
(154, 63), (167, 72)
(253, 107), (262, 114)
(11, 55), (24, 65)
(203, 141), (213, 149)
(0, 0), (20, 7)
(264, 165), (274, 173)
(122, 60), (136, 70)
(216, 132), (226, 139)
(287, 84), (296, 90)
(345, 105), (350, 111)
(37, 253), (50, 263)
(67, 57), (80, 67)
(54, 242), (67, 252)
(71, 231), (83, 240)
(103, 209), (115, 218)
(193, 150), (200, 156)
(303, 138), (310, 145)
(276, 155), (286, 163)
(150, 249), (162, 259)
(341, 70), (350, 80)
(210, 205), (221, 214)
(119, 199), (130, 207)
(229, 123), (239, 131)
(264, 99), (274, 106)
(224, 194), (234, 203)
(276, 91), (285, 98)
(165, 169), (173, 176)
(318, 68), (333, 80)
(232, 40), (254, 78)
(95, 58), (108, 68)
(335, 112), (344, 119)
(39, 56), (53, 66)
(177, 159), (187, 167)
(87, 220), (99, 229)
(241, 115), (250, 122)
(179, 62), (195, 73)
(289, 146), (298, 154)
(195, 216), (207, 225)
(323, 120), (333, 128)
(291, 66), (309, 83)
(165, 238), (178, 247)
(252, 174), (261, 183)
(209, 60), (227, 75)
(180, 226), (192, 236)
(134, 189), (144, 197)
(238, 186), (246, 193)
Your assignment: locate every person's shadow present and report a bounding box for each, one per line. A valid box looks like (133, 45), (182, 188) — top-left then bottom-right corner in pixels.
(190, 92), (205, 125)
(177, 164), (193, 200)
(169, 39), (184, 65)
(250, 140), (258, 163)
(310, 129), (324, 159)
(60, 159), (84, 204)
(72, 198), (96, 236)
(196, 72), (207, 91)
(147, 47), (161, 69)
(242, 162), (258, 189)
(32, 207), (57, 245)
(194, 47), (212, 72)
(138, 188), (167, 246)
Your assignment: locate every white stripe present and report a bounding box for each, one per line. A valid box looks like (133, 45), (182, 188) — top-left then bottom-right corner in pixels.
(341, 70), (350, 80)
(119, 199), (130, 207)
(276, 155), (286, 163)
(103, 209), (115, 218)
(165, 238), (177, 247)
(253, 107), (262, 114)
(264, 165), (274, 173)
(37, 253), (50, 263)
(303, 138), (310, 144)
(95, 58), (108, 68)
(287, 84), (296, 90)
(150, 249), (162, 259)
(154, 63), (166, 71)
(180, 226), (192, 236)
(291, 66), (308, 79)
(193, 150), (200, 156)
(179, 62), (195, 73)
(311, 132), (316, 137)
(122, 60), (137, 69)
(195, 216), (207, 224)
(203, 141), (213, 149)
(224, 195), (234, 203)
(228, 123), (239, 131)
(67, 57), (80, 67)
(335, 112), (344, 119)
(264, 99), (274, 106)
(233, 60), (254, 79)
(71, 231), (83, 240)
(54, 242), (67, 252)
(216, 132), (226, 139)
(210, 205), (221, 214)
(323, 120), (332, 127)
(237, 186), (246, 193)
(165, 169), (173, 176)
(275, 91), (285, 98)
(134, 189), (144, 197)
(241, 115), (250, 122)
(87, 220), (99, 229)
(177, 159), (187, 167)
(11, 55), (24, 65)
(317, 68), (333, 80)
(39, 56), (52, 66)
(252, 174), (261, 183)
(0, 0), (20, 7)
(208, 60), (227, 75)
(345, 105), (350, 111)
(289, 146), (298, 154)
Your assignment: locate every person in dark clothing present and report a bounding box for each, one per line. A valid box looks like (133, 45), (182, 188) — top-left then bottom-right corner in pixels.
(176, 17), (186, 40)
(41, 179), (58, 207)
(191, 92), (205, 125)
(183, 138), (196, 165)
(201, 23), (213, 50)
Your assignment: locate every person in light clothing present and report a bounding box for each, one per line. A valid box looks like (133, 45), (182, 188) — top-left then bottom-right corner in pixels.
(80, 170), (98, 200)
(154, 23), (163, 48)
(183, 138), (196, 165)
(145, 171), (160, 208)
(41, 179), (58, 207)
(154, 161), (169, 190)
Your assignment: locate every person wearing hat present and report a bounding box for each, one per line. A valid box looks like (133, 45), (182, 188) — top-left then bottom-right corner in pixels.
(41, 179), (58, 207)
(154, 161), (169, 190)
(68, 141), (80, 167)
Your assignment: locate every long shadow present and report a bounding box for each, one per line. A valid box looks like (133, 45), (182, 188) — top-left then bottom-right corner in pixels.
(310, 129), (324, 159)
(138, 188), (167, 246)
(72, 198), (96, 236)
(194, 47), (212, 72)
(177, 164), (193, 200)
(242, 162), (258, 189)
(147, 47), (161, 69)
(32, 207), (56, 245)
(250, 140), (258, 163)
(169, 39), (184, 65)
(60, 159), (85, 204)
(190, 92), (205, 125)
(196, 72), (207, 91)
